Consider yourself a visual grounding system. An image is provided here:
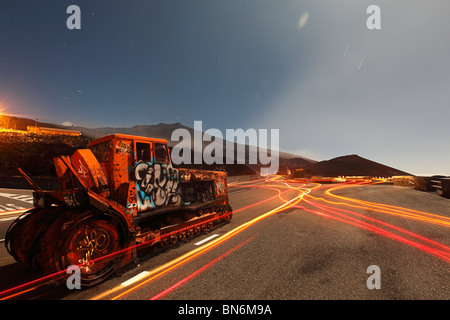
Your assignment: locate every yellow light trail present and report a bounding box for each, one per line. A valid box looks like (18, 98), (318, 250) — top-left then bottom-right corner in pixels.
(92, 183), (308, 300)
(0, 182), (297, 300)
(270, 178), (450, 262)
(311, 181), (450, 227)
(284, 180), (450, 262)
(299, 202), (450, 262)
(0, 208), (30, 217)
(104, 177), (449, 300)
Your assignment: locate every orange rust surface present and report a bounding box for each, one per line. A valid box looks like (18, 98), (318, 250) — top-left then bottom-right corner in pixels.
(71, 149), (108, 192)
(87, 133), (169, 149)
(83, 134), (229, 220)
(53, 156), (74, 190)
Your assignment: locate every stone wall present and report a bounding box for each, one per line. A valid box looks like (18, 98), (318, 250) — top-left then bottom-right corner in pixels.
(392, 176), (414, 187)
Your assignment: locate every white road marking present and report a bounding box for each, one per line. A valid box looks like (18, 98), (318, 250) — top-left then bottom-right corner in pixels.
(120, 271), (150, 287)
(0, 216), (18, 222)
(194, 234), (220, 246)
(0, 192), (33, 204)
(0, 204), (26, 212)
(12, 196), (33, 202)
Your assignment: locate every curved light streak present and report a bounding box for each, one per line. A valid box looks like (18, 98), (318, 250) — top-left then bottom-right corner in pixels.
(104, 186), (306, 300)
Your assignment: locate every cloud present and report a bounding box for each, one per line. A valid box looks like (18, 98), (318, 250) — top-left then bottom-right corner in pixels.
(62, 121), (74, 126)
(296, 11), (309, 31)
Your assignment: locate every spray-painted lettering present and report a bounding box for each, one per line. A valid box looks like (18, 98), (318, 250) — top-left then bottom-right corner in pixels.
(134, 162), (180, 211)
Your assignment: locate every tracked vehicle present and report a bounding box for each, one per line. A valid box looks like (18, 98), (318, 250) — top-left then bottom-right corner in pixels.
(5, 134), (232, 286)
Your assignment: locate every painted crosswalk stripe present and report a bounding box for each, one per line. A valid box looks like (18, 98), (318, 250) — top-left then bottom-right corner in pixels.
(0, 216), (18, 222)
(0, 204), (25, 212)
(9, 196), (33, 203)
(194, 234), (220, 246)
(0, 193), (33, 204)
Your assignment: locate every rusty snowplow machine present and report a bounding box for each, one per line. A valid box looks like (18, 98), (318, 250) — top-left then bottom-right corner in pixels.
(5, 134), (232, 286)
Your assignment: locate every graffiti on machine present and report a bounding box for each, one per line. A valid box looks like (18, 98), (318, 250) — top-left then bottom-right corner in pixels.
(134, 162), (181, 210)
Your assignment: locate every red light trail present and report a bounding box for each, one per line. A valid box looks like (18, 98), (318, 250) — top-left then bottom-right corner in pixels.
(109, 178), (449, 300)
(1, 176), (448, 300)
(299, 200), (450, 262)
(0, 184), (298, 300)
(271, 178), (450, 262)
(149, 235), (256, 300)
(105, 185), (306, 300)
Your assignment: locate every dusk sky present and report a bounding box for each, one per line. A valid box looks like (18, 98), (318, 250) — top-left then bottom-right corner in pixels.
(1, 1), (450, 175)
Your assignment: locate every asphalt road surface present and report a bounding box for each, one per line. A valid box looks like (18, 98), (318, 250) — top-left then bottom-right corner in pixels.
(0, 188), (33, 241)
(0, 178), (448, 302)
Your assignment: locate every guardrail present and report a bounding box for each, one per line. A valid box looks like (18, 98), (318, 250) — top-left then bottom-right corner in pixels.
(413, 176), (450, 198)
(430, 179), (443, 194)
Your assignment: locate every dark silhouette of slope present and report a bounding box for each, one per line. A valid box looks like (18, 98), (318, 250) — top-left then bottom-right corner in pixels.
(2, 116), (411, 178)
(302, 154), (411, 177)
(71, 122), (193, 141)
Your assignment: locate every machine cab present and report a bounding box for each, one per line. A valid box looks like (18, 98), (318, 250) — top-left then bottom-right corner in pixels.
(88, 134), (181, 214)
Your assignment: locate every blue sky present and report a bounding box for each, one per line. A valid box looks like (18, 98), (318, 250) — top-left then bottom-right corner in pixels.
(1, 1), (450, 175)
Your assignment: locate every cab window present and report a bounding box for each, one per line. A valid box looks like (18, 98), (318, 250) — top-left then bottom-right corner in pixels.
(154, 143), (170, 163)
(89, 140), (111, 163)
(136, 142), (151, 162)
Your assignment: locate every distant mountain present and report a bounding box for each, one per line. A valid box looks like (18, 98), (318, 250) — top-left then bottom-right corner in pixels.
(70, 122), (316, 173)
(2, 116), (411, 177)
(289, 154), (411, 178)
(70, 122), (193, 141)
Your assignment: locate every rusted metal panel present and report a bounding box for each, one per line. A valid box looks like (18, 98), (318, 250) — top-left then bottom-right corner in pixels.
(7, 133), (232, 286)
(71, 149), (110, 197)
(110, 137), (134, 196)
(53, 156), (75, 190)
